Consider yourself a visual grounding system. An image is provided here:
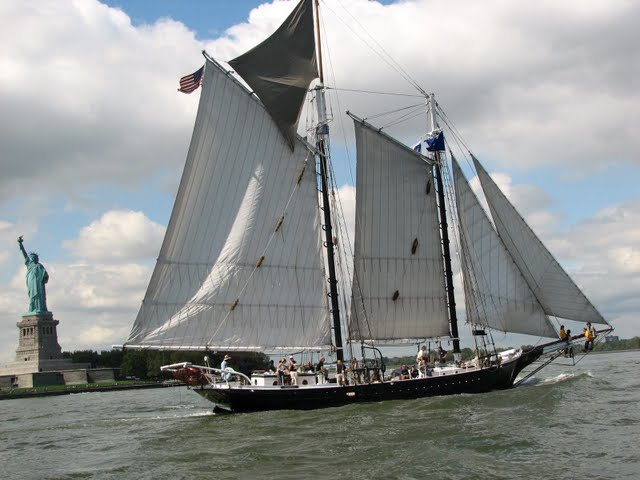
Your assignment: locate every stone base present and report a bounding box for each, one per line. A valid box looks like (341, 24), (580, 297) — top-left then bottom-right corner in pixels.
(15, 312), (63, 364)
(0, 368), (116, 389)
(1, 309), (116, 389)
(0, 359), (90, 376)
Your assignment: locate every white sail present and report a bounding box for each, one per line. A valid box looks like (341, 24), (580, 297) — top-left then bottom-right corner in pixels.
(473, 156), (608, 326)
(349, 115), (450, 341)
(452, 158), (557, 337)
(126, 58), (331, 350)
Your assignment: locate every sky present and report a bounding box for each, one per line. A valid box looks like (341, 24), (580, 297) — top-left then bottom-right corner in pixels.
(1, 0), (639, 365)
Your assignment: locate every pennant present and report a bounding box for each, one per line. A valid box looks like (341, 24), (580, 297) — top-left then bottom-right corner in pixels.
(426, 130), (445, 152)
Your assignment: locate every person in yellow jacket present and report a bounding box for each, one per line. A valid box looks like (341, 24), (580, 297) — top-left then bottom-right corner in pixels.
(559, 325), (568, 341)
(583, 327), (594, 352)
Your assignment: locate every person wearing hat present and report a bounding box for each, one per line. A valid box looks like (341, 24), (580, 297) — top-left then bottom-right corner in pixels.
(287, 356), (298, 385)
(221, 355), (232, 381)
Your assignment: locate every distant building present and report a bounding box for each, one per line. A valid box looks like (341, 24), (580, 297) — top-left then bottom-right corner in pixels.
(604, 335), (619, 343)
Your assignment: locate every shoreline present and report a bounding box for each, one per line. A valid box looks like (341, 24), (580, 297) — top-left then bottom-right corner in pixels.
(0, 381), (186, 401)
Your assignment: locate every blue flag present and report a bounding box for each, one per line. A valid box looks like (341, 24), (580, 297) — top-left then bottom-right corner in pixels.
(426, 131), (445, 152)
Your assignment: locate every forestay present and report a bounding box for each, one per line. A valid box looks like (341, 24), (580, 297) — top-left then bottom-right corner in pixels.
(349, 116), (450, 341)
(473, 156), (608, 326)
(126, 59), (331, 351)
(452, 158), (557, 338)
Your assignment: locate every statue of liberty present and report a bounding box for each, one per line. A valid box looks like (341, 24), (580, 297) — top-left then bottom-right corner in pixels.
(18, 236), (50, 314)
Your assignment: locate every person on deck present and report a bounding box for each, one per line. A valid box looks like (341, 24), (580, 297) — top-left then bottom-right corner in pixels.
(336, 359), (347, 386)
(276, 358), (287, 385)
(267, 359), (276, 373)
(559, 325), (568, 341)
(287, 356), (298, 385)
(583, 328), (594, 352)
(438, 346), (447, 365)
(416, 345), (427, 364)
(564, 329), (574, 358)
(588, 322), (597, 340)
(316, 356), (328, 383)
(221, 355), (232, 381)
(400, 364), (410, 380)
(410, 365), (419, 379)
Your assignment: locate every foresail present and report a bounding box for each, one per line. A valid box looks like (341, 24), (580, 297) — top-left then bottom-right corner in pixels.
(473, 156), (608, 326)
(349, 116), (450, 341)
(452, 158), (557, 338)
(126, 58), (331, 351)
(229, 0), (318, 150)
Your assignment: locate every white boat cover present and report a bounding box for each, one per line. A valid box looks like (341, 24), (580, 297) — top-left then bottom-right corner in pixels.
(349, 117), (450, 341)
(452, 158), (557, 338)
(126, 59), (331, 350)
(473, 156), (608, 326)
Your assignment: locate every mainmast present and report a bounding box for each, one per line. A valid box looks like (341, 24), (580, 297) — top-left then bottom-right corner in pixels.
(429, 93), (461, 354)
(313, 0), (344, 361)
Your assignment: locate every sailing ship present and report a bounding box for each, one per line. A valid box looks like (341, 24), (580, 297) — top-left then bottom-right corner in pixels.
(124, 0), (612, 413)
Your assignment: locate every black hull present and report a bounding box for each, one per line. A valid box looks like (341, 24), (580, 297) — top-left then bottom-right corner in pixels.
(194, 350), (542, 413)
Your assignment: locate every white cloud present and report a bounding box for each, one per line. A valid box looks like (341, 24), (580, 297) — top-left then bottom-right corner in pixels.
(1, 0), (638, 206)
(64, 209), (165, 261)
(0, 0), (201, 204)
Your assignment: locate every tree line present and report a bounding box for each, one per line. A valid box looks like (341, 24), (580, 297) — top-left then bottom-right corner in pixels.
(62, 349), (270, 380)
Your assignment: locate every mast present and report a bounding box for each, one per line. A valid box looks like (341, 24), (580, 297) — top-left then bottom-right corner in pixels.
(313, 0), (344, 361)
(429, 93), (460, 354)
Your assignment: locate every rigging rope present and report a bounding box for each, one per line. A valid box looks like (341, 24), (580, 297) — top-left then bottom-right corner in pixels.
(321, 0), (428, 97)
(326, 87), (423, 98)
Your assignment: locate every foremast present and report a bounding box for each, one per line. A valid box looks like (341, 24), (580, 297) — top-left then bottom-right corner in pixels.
(429, 93), (460, 354)
(313, 0), (344, 362)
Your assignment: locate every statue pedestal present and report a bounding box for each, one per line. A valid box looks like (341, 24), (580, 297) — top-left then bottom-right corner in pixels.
(0, 312), (89, 380)
(0, 312), (116, 388)
(15, 312), (63, 366)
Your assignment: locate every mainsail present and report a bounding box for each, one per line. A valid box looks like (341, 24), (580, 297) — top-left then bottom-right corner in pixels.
(452, 157), (557, 338)
(473, 156), (608, 326)
(126, 58), (331, 351)
(349, 116), (450, 341)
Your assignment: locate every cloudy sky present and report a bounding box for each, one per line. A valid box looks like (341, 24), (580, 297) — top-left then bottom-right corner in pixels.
(1, 0), (638, 365)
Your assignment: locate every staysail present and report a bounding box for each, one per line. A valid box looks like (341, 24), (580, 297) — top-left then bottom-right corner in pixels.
(229, 0), (318, 150)
(349, 115), (450, 341)
(126, 58), (331, 351)
(473, 156), (608, 326)
(452, 157), (557, 337)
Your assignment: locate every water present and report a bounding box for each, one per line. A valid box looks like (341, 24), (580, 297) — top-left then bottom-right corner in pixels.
(1, 352), (638, 479)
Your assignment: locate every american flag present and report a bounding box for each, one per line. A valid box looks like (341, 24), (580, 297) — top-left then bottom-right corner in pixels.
(178, 66), (204, 94)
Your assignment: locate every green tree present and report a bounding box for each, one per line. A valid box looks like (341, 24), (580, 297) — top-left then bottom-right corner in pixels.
(120, 350), (149, 379)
